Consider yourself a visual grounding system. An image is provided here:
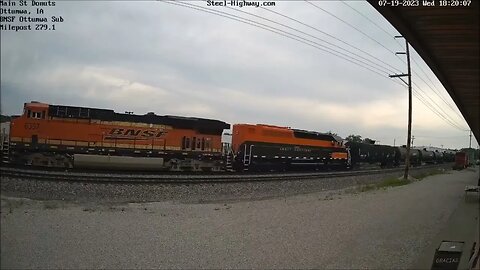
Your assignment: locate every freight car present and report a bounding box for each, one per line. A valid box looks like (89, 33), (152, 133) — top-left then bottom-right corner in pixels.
(344, 141), (400, 168)
(7, 102), (229, 171)
(453, 152), (469, 169)
(398, 146), (422, 166)
(443, 150), (456, 162)
(230, 124), (349, 171)
(433, 150), (444, 164)
(418, 148), (436, 164)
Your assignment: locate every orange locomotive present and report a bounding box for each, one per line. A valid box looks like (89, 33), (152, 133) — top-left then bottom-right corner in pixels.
(231, 124), (349, 171)
(8, 101), (229, 171)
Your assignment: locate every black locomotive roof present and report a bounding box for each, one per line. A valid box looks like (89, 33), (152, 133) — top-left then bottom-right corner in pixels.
(48, 104), (230, 134)
(292, 129), (338, 142)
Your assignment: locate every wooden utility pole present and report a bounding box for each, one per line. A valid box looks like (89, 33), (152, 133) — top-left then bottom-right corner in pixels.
(389, 36), (412, 180)
(469, 130), (472, 148)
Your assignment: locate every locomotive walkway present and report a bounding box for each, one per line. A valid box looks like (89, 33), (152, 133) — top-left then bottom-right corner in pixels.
(1, 167), (478, 269)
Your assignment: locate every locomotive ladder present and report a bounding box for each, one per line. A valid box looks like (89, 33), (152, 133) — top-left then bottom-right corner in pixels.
(222, 142), (234, 172)
(225, 153), (234, 172)
(243, 144), (253, 170)
(1, 137), (10, 164)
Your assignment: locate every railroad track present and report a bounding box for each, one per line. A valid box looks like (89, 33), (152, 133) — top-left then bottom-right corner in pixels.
(0, 164), (448, 184)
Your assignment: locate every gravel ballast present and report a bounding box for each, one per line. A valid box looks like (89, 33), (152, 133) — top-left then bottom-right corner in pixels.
(1, 165), (452, 203)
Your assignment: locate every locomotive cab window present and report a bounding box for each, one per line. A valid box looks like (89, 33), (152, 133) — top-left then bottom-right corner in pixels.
(29, 111), (42, 119)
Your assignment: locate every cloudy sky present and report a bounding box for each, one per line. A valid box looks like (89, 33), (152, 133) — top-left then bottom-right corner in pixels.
(1, 0), (477, 149)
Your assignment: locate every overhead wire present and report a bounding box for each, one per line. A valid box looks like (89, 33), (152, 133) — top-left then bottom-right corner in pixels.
(160, 0), (395, 79)
(259, 6), (403, 74)
(410, 56), (464, 118)
(304, 0), (402, 57)
(160, 0), (468, 131)
(340, 1), (403, 50)
(223, 5), (400, 74)
(412, 86), (468, 130)
(395, 82), (468, 131)
(327, 1), (467, 128)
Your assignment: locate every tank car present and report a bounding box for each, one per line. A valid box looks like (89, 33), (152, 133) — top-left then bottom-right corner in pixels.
(417, 148), (435, 164)
(433, 150), (444, 163)
(442, 150), (456, 162)
(398, 146), (421, 166)
(231, 124), (349, 171)
(8, 101), (229, 171)
(345, 141), (400, 168)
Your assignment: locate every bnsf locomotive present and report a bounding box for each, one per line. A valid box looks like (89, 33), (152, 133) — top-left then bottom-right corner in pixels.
(7, 101), (229, 171)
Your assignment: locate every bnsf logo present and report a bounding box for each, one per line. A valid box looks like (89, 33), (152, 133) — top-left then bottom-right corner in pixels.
(108, 128), (166, 138)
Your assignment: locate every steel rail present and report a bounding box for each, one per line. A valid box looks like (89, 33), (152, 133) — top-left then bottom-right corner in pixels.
(0, 164), (447, 184)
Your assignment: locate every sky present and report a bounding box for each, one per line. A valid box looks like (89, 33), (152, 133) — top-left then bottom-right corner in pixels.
(1, 0), (477, 150)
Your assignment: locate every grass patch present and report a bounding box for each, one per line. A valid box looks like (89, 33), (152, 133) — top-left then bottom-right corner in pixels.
(414, 169), (446, 180)
(376, 178), (411, 188)
(359, 178), (411, 192)
(358, 168), (448, 193)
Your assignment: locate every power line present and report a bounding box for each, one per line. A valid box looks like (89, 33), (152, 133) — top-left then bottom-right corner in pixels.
(260, 6), (403, 74)
(304, 0), (412, 81)
(161, 0), (468, 131)
(304, 0), (401, 57)
(412, 87), (468, 131)
(412, 81), (467, 130)
(340, 1), (403, 49)
(259, 3), (466, 129)
(337, 1), (465, 122)
(161, 0), (393, 79)
(224, 5), (399, 74)
(410, 57), (464, 119)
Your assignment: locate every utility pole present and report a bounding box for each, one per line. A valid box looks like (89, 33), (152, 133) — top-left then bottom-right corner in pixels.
(469, 130), (472, 148)
(389, 36), (412, 180)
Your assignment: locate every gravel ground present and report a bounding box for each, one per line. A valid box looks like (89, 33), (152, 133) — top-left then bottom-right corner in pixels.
(1, 165), (451, 203)
(1, 166), (477, 269)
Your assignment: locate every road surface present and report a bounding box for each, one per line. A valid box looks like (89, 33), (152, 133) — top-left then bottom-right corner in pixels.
(1, 168), (478, 269)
